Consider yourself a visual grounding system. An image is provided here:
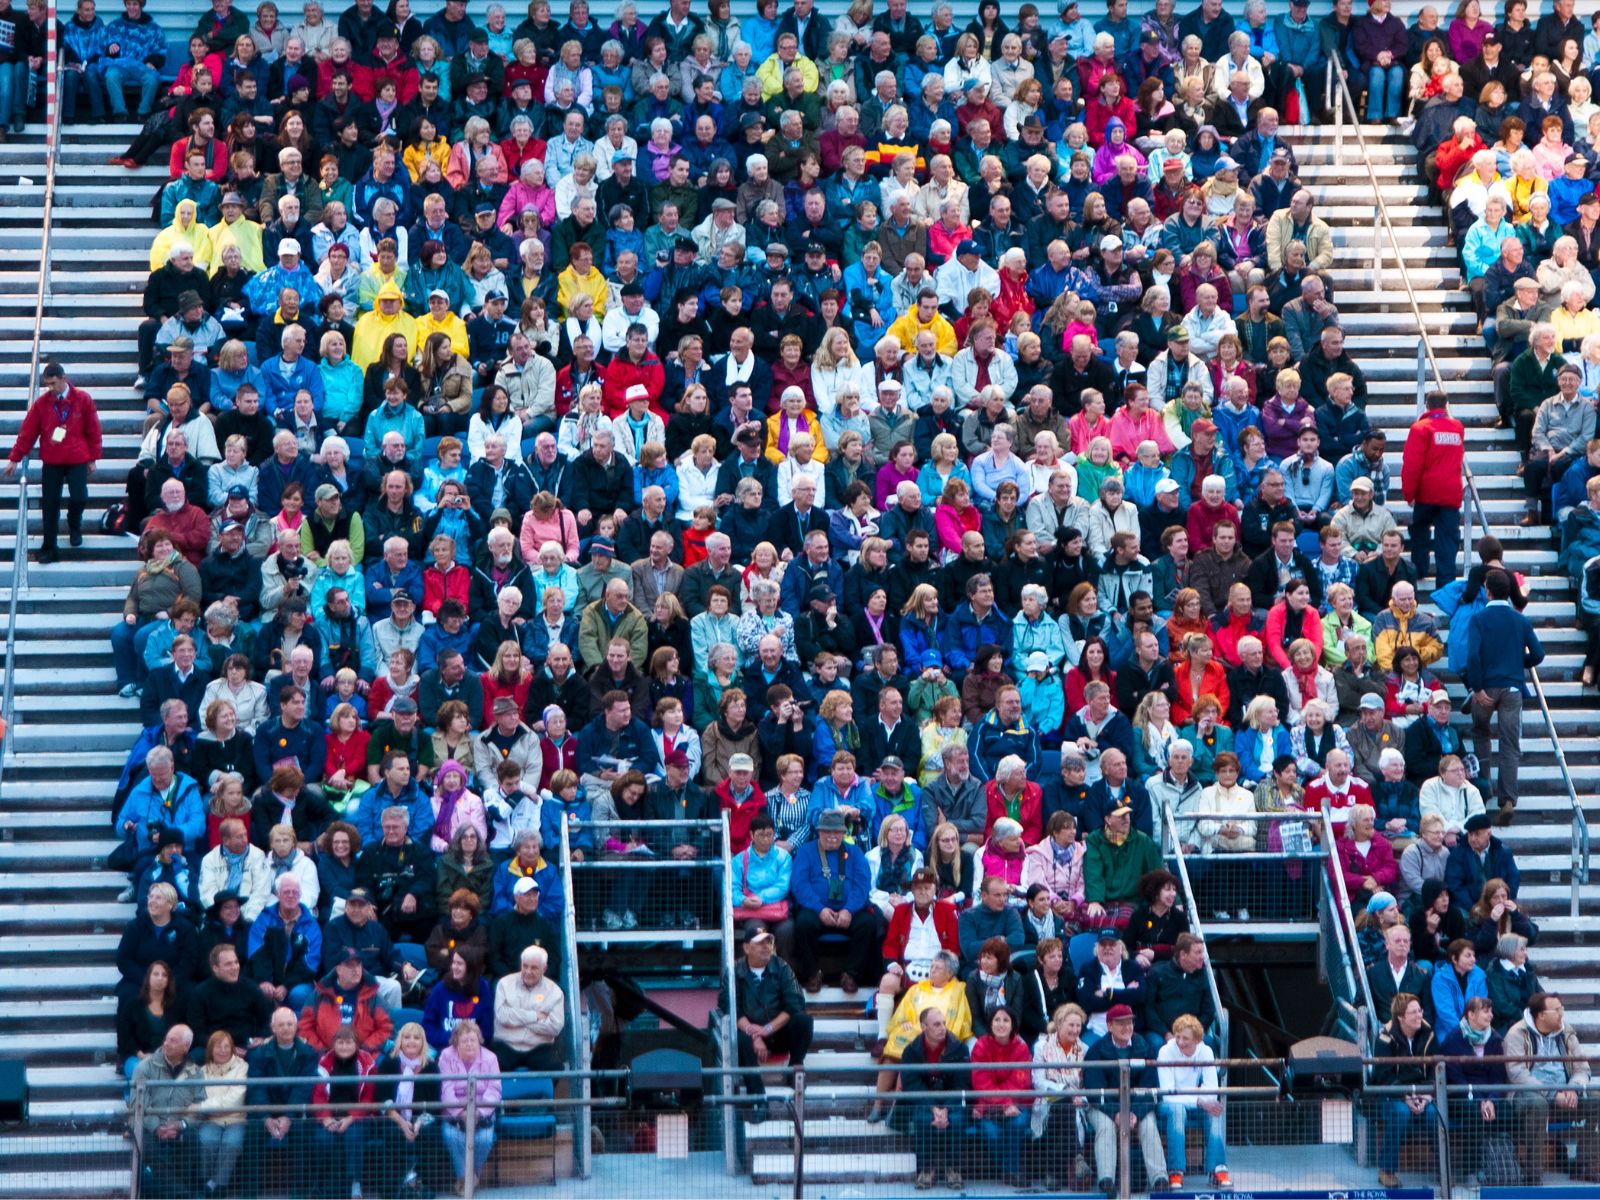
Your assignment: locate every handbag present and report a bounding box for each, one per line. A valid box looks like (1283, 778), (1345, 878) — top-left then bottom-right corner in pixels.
(733, 900), (790, 922)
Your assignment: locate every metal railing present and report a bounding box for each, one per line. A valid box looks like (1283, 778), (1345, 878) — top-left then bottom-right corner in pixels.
(1158, 805), (1230, 1057)
(1320, 804), (1378, 1052)
(122, 1055), (1600, 1200)
(1328, 60), (1594, 934)
(556, 816), (592, 1178)
(0, 51), (64, 798)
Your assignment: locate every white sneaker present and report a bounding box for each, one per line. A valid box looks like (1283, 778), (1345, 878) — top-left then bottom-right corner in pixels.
(117, 885), (135, 903)
(1213, 910), (1231, 922)
(622, 910), (639, 929)
(602, 910), (623, 931)
(1235, 908), (1251, 922)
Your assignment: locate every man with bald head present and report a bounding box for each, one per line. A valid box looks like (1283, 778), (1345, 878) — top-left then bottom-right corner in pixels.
(243, 1005), (319, 1192)
(679, 532), (744, 616)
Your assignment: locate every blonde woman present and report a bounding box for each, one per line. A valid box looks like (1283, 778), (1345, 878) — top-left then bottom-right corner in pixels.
(810, 327), (862, 416)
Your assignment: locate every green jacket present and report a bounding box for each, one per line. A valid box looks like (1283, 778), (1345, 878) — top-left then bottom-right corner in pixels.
(1507, 348), (1565, 415)
(1082, 827), (1162, 906)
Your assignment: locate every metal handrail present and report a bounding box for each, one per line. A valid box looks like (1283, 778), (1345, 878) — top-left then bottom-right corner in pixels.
(557, 817), (592, 1179)
(1328, 63), (1591, 926)
(1528, 665), (1591, 918)
(0, 72), (64, 797)
(1159, 805), (1231, 1057)
(1321, 802), (1378, 1052)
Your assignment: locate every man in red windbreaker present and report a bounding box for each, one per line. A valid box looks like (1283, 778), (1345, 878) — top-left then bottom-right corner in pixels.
(4, 361), (103, 564)
(1401, 390), (1466, 590)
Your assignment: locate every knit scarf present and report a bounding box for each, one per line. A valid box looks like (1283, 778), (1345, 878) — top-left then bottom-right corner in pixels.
(222, 843), (249, 892)
(1459, 1019), (1491, 1046)
(979, 969), (1007, 1017)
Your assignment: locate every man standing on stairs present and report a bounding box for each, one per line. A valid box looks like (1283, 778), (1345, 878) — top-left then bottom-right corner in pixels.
(1401, 390), (1465, 590)
(1463, 569), (1544, 826)
(4, 360), (101, 565)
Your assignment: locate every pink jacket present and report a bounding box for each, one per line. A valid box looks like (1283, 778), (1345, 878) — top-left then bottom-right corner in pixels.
(519, 507), (581, 564)
(1107, 407), (1175, 466)
(497, 179), (557, 230)
(934, 501), (983, 556)
(439, 1046), (502, 1119)
(1021, 837), (1085, 906)
(446, 141), (510, 191)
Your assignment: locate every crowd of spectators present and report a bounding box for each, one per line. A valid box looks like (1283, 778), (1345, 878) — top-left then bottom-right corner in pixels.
(2, 0), (1596, 1190)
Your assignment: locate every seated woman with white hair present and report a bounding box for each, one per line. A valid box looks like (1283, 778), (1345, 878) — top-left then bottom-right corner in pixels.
(1550, 279), (1600, 352)
(1537, 236), (1596, 306)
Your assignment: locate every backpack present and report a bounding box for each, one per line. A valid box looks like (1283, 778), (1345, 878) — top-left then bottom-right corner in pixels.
(1479, 1132), (1522, 1187)
(101, 502), (128, 536)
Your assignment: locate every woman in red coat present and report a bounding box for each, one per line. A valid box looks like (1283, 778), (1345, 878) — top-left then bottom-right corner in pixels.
(1263, 579), (1324, 669)
(1170, 633), (1231, 727)
(971, 1006), (1034, 1185)
(479, 644), (534, 727)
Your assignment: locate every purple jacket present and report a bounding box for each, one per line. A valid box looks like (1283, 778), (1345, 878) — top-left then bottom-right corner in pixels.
(1352, 13), (1408, 68)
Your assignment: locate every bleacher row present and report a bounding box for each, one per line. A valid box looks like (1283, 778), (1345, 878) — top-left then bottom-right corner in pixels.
(0, 0), (1598, 1193)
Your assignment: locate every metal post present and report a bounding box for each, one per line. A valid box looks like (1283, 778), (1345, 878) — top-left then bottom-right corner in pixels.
(1373, 210), (1383, 295)
(1117, 1060), (1132, 1200)
(1431, 1062), (1453, 1197)
(720, 811), (739, 1176)
(463, 1075), (477, 1198)
(791, 1069), (806, 1200)
(129, 1079), (146, 1200)
(1415, 342), (1427, 415)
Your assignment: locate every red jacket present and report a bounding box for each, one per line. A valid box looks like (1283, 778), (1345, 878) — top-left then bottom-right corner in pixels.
(1084, 95), (1138, 146)
(717, 777), (769, 854)
(10, 386), (102, 466)
(554, 361), (605, 417)
(359, 53), (420, 104)
(984, 780), (1043, 843)
(422, 561), (471, 616)
(301, 974), (393, 1055)
(600, 353), (665, 418)
(310, 1047), (378, 1117)
(1303, 775), (1371, 835)
(1262, 600), (1324, 669)
(1401, 408), (1465, 508)
(881, 897), (961, 964)
(971, 1034), (1033, 1114)
(143, 504), (213, 566)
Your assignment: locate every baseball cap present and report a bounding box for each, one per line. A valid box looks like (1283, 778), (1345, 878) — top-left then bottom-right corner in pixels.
(729, 753), (756, 772)
(220, 520), (245, 534)
(880, 756), (906, 772)
(1106, 1003), (1135, 1022)
(1097, 927), (1123, 942)
(391, 588), (414, 604)
(1214, 156), (1239, 171)
(1026, 651), (1050, 672)
(277, 238), (300, 257)
(805, 242), (827, 255)
(1155, 478), (1180, 494)
(338, 946), (366, 965)
(664, 749), (692, 769)
(428, 288), (450, 302)
(744, 924), (774, 944)
(1428, 690), (1452, 706)
(345, 887), (373, 905)
(226, 484), (251, 501)
(1349, 476), (1374, 492)
(612, 150), (635, 163)
(513, 876), (542, 895)
(956, 239), (980, 257)
(1099, 234), (1122, 251)
(1270, 147), (1293, 162)
(1359, 693), (1385, 710)
(314, 483), (339, 502)
(1168, 326), (1190, 342)
(1191, 418), (1217, 434)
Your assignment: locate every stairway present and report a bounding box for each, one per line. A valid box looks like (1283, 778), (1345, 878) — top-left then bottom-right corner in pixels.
(0, 118), (158, 1199)
(734, 126), (1600, 1190)
(0, 67), (1592, 1200)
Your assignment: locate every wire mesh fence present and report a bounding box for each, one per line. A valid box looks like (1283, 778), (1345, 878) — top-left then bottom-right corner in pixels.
(1161, 810), (1328, 925)
(104, 1054), (1600, 1199)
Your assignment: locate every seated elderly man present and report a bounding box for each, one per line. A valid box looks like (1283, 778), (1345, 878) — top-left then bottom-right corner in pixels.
(492, 945), (566, 1072)
(790, 809), (877, 995)
(131, 1025), (203, 1196)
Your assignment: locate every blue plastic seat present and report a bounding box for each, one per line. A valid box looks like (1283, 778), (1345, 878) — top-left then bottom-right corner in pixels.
(499, 1075), (557, 1140)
